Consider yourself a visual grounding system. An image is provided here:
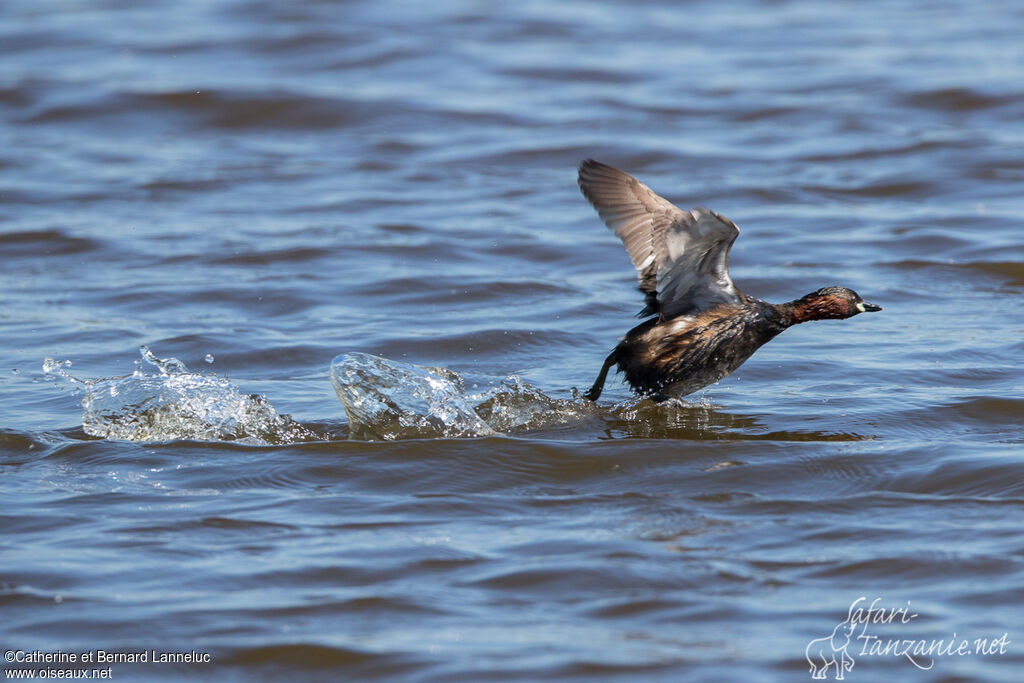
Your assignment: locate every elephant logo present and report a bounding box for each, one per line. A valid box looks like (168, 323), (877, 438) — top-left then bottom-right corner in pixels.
(806, 618), (857, 680)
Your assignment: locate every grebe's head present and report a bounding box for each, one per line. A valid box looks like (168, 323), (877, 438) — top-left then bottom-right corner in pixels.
(793, 286), (882, 322)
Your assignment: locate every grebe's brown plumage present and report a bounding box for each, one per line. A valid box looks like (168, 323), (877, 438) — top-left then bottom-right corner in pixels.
(578, 160), (881, 401)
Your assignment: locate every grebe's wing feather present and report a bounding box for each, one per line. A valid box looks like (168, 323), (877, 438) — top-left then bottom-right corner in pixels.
(655, 207), (741, 317)
(577, 159), (741, 317)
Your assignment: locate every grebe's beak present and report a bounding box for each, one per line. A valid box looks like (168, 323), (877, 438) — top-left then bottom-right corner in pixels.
(856, 301), (882, 313)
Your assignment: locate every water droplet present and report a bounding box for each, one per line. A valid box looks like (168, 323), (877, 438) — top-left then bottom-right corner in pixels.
(204, 354), (215, 364)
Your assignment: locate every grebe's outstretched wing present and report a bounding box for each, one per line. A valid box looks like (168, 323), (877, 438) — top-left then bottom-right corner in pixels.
(577, 159), (742, 318)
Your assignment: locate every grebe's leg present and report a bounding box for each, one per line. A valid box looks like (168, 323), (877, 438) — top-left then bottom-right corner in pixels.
(583, 350), (618, 401)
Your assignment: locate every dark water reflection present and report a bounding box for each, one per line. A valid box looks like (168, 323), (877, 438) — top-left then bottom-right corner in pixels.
(598, 402), (872, 442)
(3, 0), (1024, 680)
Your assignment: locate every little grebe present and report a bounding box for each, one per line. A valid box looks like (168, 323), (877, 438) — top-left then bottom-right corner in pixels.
(578, 159), (881, 401)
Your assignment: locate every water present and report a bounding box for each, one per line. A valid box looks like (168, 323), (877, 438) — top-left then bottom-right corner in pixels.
(2, 0), (1023, 680)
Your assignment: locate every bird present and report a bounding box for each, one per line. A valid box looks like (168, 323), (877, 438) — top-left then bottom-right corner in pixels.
(577, 159), (881, 402)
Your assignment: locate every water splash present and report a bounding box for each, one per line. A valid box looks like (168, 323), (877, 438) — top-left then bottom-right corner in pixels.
(41, 348), (740, 444)
(43, 347), (317, 444)
(330, 352), (591, 440)
(330, 352), (496, 439)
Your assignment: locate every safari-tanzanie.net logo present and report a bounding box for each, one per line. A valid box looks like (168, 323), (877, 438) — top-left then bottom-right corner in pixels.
(805, 596), (1009, 680)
